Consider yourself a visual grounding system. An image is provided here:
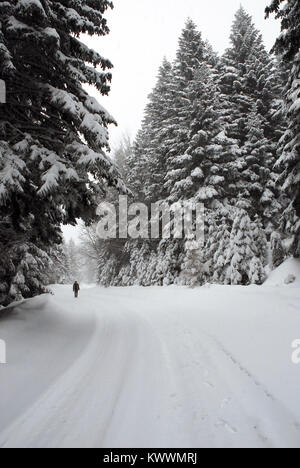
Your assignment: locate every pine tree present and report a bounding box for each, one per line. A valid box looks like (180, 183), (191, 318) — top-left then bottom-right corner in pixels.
(0, 0), (125, 305)
(170, 64), (230, 206)
(270, 231), (285, 268)
(266, 0), (300, 255)
(220, 7), (282, 142)
(164, 20), (222, 204)
(98, 254), (118, 287)
(249, 257), (266, 284)
(251, 216), (268, 266)
(152, 240), (182, 286)
(0, 216), (52, 306)
(180, 240), (208, 287)
(137, 58), (175, 202)
(239, 104), (281, 228)
(204, 216), (218, 275)
(212, 218), (231, 284)
(225, 209), (264, 285)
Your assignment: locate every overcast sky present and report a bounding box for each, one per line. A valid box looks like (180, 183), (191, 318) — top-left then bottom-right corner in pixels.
(63, 0), (280, 242)
(88, 0), (280, 148)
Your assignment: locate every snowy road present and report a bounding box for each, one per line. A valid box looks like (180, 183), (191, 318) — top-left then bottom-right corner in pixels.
(0, 277), (300, 448)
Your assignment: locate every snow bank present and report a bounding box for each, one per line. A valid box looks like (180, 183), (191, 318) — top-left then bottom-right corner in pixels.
(0, 294), (50, 316)
(265, 257), (300, 287)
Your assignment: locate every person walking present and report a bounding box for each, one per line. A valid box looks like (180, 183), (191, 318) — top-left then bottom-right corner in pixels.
(73, 281), (80, 298)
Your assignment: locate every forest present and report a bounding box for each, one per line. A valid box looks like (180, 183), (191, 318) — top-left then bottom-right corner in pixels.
(0, 0), (299, 305)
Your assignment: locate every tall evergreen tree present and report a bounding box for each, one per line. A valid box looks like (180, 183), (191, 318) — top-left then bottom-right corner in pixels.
(225, 208), (266, 285)
(180, 242), (207, 287)
(270, 231), (285, 267)
(220, 7), (282, 142)
(211, 218), (231, 284)
(239, 104), (281, 228)
(266, 0), (300, 255)
(163, 20), (221, 204)
(220, 6), (285, 226)
(0, 0), (124, 305)
(137, 58), (175, 202)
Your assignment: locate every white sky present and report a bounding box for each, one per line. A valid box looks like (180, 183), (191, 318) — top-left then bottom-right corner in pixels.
(63, 0), (280, 243)
(88, 0), (280, 149)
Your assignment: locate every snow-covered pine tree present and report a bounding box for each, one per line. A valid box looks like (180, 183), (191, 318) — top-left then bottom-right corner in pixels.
(239, 104), (281, 229)
(219, 6), (285, 218)
(252, 215), (268, 265)
(249, 257), (266, 285)
(180, 241), (207, 288)
(98, 254), (118, 288)
(0, 216), (52, 305)
(225, 208), (265, 285)
(164, 20), (222, 204)
(220, 7), (282, 143)
(266, 0), (300, 256)
(177, 65), (230, 207)
(135, 58), (175, 203)
(0, 0), (125, 305)
(203, 216), (218, 277)
(270, 231), (285, 268)
(211, 217), (231, 284)
(219, 7), (256, 138)
(154, 240), (183, 286)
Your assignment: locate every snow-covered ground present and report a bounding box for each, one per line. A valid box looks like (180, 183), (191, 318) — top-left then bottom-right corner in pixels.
(0, 261), (300, 448)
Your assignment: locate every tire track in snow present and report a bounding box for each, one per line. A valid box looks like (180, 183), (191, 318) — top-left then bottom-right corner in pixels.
(0, 295), (142, 447)
(195, 330), (300, 447)
(137, 307), (300, 448)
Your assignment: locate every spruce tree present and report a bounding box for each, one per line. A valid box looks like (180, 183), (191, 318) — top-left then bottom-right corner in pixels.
(270, 231), (285, 268)
(220, 7), (282, 143)
(266, 0), (300, 255)
(137, 58), (175, 202)
(251, 216), (268, 266)
(180, 242), (207, 288)
(0, 0), (123, 305)
(164, 20), (222, 205)
(225, 209), (265, 285)
(239, 104), (280, 228)
(211, 218), (231, 284)
(220, 6), (285, 221)
(249, 257), (266, 285)
(154, 240), (183, 286)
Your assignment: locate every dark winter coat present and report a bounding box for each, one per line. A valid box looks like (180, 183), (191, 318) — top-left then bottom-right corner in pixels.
(73, 282), (80, 293)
